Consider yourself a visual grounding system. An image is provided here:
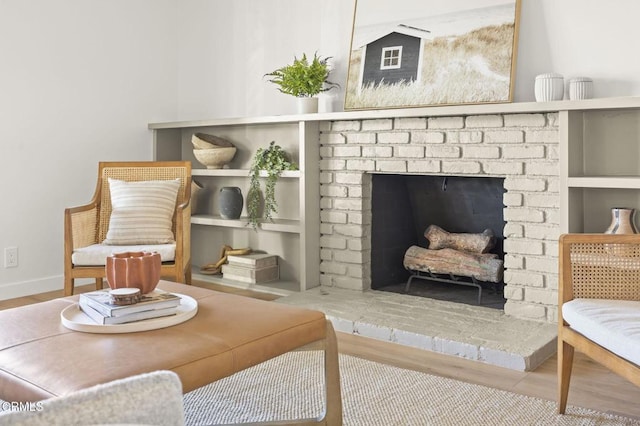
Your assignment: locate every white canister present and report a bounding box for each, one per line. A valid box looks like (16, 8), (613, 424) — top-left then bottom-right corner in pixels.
(534, 73), (564, 102)
(569, 77), (594, 100)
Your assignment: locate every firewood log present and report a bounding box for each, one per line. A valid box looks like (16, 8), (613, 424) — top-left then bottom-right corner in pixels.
(425, 225), (496, 254)
(403, 245), (503, 283)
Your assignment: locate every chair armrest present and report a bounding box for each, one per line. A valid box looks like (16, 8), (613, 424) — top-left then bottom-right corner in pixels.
(65, 202), (99, 253)
(559, 233), (640, 306)
(174, 191), (191, 270)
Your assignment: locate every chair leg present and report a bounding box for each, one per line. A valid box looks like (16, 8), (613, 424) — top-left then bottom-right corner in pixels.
(185, 262), (192, 285)
(557, 339), (575, 414)
(64, 276), (75, 297)
(320, 320), (343, 425)
(95, 277), (104, 291)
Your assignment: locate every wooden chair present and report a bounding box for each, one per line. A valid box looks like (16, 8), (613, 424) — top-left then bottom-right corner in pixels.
(64, 161), (192, 296)
(557, 233), (640, 414)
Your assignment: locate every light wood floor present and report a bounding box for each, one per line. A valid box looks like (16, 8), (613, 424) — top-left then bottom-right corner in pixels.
(2, 281), (639, 420)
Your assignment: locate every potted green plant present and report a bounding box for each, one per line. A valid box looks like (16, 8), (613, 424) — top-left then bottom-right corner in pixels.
(247, 141), (298, 230)
(265, 52), (339, 113)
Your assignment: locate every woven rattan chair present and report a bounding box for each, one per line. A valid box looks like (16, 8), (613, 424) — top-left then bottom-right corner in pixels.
(64, 161), (192, 296)
(558, 233), (640, 414)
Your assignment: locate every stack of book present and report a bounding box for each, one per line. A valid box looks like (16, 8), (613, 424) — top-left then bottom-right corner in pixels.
(78, 290), (181, 325)
(222, 253), (279, 283)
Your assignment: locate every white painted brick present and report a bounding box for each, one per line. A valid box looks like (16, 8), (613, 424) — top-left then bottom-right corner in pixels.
(333, 276), (366, 291)
(319, 275), (334, 287)
(425, 146), (460, 158)
(395, 146), (425, 158)
(447, 131), (483, 144)
(504, 177), (547, 192)
(435, 337), (479, 360)
(479, 348), (526, 371)
(319, 172), (333, 184)
(336, 250), (366, 264)
(346, 132), (377, 144)
(320, 159), (346, 170)
(320, 261), (347, 275)
(428, 117), (464, 129)
(362, 119), (393, 131)
(332, 121), (361, 131)
(545, 209), (561, 225)
(544, 241), (558, 257)
(546, 274), (559, 290)
(528, 193), (560, 208)
(319, 146), (332, 157)
(503, 193), (523, 206)
(527, 161), (559, 176)
(320, 211), (348, 224)
(320, 185), (348, 197)
(504, 207), (545, 223)
(320, 235), (347, 249)
(407, 160), (440, 173)
(335, 172), (363, 185)
(320, 198), (333, 209)
(504, 285), (524, 301)
(411, 131), (445, 143)
(334, 198), (364, 211)
(504, 239), (544, 256)
(525, 288), (558, 305)
(346, 159), (375, 171)
(548, 113), (559, 127)
(547, 145), (559, 160)
(547, 177), (560, 192)
(349, 186), (362, 198)
(333, 146), (362, 157)
(502, 146), (546, 159)
(547, 307), (558, 323)
(463, 146), (500, 159)
(320, 132), (346, 145)
(347, 265), (364, 278)
(485, 130), (524, 143)
(355, 322), (393, 341)
(348, 212), (371, 225)
(319, 121), (331, 132)
(526, 256), (558, 274)
(334, 224), (365, 237)
(465, 115), (504, 128)
(525, 224), (561, 240)
(362, 146), (393, 158)
(504, 223), (524, 238)
(395, 117), (427, 129)
(376, 160), (407, 173)
(320, 223), (333, 235)
(327, 316), (355, 334)
(526, 130), (559, 143)
(504, 114), (546, 127)
(378, 132), (410, 144)
(484, 161), (523, 175)
(394, 330), (434, 350)
(320, 249), (332, 260)
(504, 254), (524, 269)
(504, 301), (547, 321)
(442, 161), (482, 174)
(348, 238), (371, 251)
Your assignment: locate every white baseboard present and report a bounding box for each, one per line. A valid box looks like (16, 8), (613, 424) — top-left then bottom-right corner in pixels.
(0, 276), (93, 301)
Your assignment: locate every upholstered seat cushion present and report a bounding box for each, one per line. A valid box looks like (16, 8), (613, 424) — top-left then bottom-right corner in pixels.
(71, 243), (175, 266)
(562, 298), (640, 366)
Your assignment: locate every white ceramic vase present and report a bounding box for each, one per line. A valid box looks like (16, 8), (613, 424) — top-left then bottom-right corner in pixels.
(569, 77), (594, 100)
(297, 97), (318, 114)
(534, 73), (564, 102)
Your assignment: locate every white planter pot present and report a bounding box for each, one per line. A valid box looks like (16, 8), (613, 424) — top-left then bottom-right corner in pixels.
(569, 77), (594, 100)
(534, 73), (564, 102)
(297, 97), (318, 114)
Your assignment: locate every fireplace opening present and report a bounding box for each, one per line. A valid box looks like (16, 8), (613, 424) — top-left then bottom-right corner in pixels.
(371, 174), (506, 309)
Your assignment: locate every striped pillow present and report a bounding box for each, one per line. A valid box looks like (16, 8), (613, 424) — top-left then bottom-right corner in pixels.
(103, 178), (181, 245)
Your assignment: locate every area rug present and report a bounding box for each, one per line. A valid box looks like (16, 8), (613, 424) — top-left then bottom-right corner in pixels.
(183, 352), (640, 426)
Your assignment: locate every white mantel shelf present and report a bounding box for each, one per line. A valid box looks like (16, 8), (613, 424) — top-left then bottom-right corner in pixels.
(149, 96), (640, 129)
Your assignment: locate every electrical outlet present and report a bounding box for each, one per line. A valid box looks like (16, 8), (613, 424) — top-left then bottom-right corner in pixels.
(4, 247), (18, 268)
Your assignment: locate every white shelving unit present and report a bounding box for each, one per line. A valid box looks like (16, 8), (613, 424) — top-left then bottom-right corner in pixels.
(150, 96), (640, 293)
(150, 118), (319, 295)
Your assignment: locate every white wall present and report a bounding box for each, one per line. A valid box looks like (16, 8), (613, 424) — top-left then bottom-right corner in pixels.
(0, 0), (178, 298)
(4, 0), (640, 298)
(177, 0), (640, 119)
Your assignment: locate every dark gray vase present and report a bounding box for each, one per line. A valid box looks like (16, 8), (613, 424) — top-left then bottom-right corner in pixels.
(218, 187), (243, 219)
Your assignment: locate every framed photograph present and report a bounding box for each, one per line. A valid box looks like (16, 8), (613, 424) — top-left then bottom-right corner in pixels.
(344, 0), (521, 110)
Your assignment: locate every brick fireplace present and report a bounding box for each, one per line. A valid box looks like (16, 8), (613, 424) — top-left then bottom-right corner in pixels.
(317, 113), (560, 323)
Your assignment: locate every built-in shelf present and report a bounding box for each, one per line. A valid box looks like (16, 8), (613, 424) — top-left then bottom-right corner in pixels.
(192, 272), (297, 296)
(191, 215), (300, 233)
(192, 169), (301, 178)
(567, 177), (640, 189)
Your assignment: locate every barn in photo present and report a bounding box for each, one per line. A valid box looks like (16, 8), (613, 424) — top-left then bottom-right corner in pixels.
(357, 24), (432, 90)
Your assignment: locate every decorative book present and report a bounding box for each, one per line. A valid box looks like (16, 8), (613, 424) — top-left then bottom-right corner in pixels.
(79, 290), (181, 318)
(221, 264), (279, 283)
(78, 300), (177, 325)
(226, 253), (278, 269)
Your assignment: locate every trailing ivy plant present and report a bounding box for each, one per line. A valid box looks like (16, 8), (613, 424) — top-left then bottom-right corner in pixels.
(264, 52), (339, 98)
(247, 141), (298, 230)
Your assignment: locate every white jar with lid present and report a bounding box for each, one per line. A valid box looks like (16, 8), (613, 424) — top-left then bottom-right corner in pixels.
(569, 77), (594, 100)
(534, 73), (564, 102)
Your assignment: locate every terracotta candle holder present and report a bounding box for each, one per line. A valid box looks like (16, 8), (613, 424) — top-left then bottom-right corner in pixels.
(106, 251), (161, 294)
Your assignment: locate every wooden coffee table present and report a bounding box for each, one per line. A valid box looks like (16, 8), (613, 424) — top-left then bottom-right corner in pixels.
(0, 281), (342, 425)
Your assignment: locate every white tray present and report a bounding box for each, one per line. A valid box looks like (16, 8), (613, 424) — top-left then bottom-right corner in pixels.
(60, 293), (198, 334)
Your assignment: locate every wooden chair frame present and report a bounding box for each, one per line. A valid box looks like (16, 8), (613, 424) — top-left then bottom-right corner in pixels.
(64, 161), (192, 296)
(558, 233), (640, 414)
